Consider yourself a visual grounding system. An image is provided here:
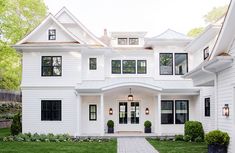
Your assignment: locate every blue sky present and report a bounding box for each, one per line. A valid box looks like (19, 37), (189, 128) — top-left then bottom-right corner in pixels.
(44, 0), (230, 37)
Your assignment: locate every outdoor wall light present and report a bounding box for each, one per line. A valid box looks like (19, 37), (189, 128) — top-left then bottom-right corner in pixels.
(222, 104), (229, 117)
(109, 108), (113, 115)
(145, 108), (149, 115)
(127, 88), (134, 101)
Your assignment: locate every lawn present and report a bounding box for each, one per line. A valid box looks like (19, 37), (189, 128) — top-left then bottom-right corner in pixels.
(148, 139), (207, 153)
(0, 128), (117, 153)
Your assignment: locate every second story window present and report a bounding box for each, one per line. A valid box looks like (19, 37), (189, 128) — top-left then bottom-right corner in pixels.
(48, 29), (56, 40)
(42, 56), (62, 76)
(160, 53), (173, 75)
(203, 46), (209, 60)
(122, 60), (136, 74)
(175, 53), (188, 75)
(205, 98), (210, 117)
(118, 38), (128, 45)
(89, 58), (97, 70)
(137, 60), (147, 74)
(129, 38), (139, 45)
(112, 60), (121, 74)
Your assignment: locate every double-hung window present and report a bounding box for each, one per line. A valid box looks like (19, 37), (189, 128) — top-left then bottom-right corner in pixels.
(42, 56), (62, 76)
(175, 53), (188, 75)
(160, 53), (173, 75)
(41, 100), (61, 121)
(89, 58), (97, 70)
(175, 100), (189, 124)
(48, 29), (56, 40)
(122, 60), (136, 74)
(137, 60), (147, 74)
(112, 60), (121, 74)
(205, 98), (210, 117)
(161, 100), (174, 124)
(89, 105), (97, 121)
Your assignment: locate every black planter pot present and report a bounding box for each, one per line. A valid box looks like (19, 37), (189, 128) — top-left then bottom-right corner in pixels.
(208, 144), (227, 153)
(108, 127), (114, 133)
(145, 127), (151, 133)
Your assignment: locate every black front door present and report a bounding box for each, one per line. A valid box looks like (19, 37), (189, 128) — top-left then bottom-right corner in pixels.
(119, 102), (127, 124)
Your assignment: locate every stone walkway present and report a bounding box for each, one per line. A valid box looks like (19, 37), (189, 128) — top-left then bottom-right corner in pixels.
(117, 137), (159, 153)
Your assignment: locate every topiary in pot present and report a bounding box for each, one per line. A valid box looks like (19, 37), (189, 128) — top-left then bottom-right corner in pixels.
(205, 130), (230, 153)
(107, 120), (114, 133)
(184, 121), (204, 142)
(144, 120), (152, 133)
(10, 113), (22, 135)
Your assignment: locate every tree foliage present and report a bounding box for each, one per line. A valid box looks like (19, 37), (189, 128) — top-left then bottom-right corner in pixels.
(204, 5), (228, 23)
(187, 27), (204, 38)
(0, 0), (47, 90)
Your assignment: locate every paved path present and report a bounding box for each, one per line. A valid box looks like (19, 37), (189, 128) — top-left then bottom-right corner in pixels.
(117, 137), (159, 153)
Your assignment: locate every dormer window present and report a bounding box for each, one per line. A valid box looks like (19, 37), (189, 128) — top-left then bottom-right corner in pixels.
(203, 46), (209, 60)
(129, 38), (139, 45)
(48, 29), (56, 40)
(118, 38), (127, 45)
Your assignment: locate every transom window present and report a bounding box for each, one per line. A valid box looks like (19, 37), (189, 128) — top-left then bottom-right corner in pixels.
(205, 98), (210, 117)
(122, 60), (136, 74)
(129, 38), (139, 45)
(48, 29), (56, 40)
(41, 56), (62, 76)
(118, 38), (128, 45)
(89, 58), (97, 70)
(89, 105), (97, 121)
(161, 100), (174, 124)
(41, 100), (61, 121)
(175, 53), (188, 75)
(160, 53), (173, 75)
(175, 100), (189, 124)
(203, 46), (209, 60)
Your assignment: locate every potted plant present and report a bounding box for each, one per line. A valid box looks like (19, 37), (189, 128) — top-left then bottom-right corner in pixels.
(144, 120), (152, 133)
(107, 120), (114, 133)
(205, 130), (230, 153)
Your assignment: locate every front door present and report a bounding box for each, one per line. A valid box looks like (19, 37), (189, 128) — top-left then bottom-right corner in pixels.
(118, 101), (140, 131)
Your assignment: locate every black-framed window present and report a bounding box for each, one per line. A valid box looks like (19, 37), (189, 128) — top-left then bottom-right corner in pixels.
(118, 38), (128, 45)
(161, 100), (174, 124)
(129, 38), (139, 45)
(131, 102), (139, 124)
(137, 60), (147, 74)
(160, 53), (173, 75)
(112, 60), (121, 74)
(175, 53), (188, 75)
(89, 105), (97, 121)
(48, 29), (56, 40)
(203, 46), (209, 60)
(119, 102), (128, 124)
(122, 60), (136, 74)
(175, 100), (189, 124)
(205, 98), (210, 117)
(89, 58), (97, 70)
(42, 56), (62, 76)
(41, 100), (61, 121)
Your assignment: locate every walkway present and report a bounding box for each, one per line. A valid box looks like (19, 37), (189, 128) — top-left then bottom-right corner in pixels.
(117, 137), (159, 153)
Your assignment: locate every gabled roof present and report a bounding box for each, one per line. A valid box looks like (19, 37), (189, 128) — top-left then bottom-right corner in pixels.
(152, 29), (191, 40)
(55, 7), (107, 47)
(16, 13), (83, 45)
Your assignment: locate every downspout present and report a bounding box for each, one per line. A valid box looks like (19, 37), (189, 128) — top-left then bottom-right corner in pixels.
(202, 66), (218, 130)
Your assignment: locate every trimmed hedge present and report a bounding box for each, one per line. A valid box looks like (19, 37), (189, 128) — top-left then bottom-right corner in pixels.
(205, 130), (230, 146)
(107, 120), (114, 128)
(144, 120), (152, 128)
(184, 121), (204, 142)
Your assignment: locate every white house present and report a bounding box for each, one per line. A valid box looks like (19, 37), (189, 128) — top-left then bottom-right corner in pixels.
(12, 5), (234, 151)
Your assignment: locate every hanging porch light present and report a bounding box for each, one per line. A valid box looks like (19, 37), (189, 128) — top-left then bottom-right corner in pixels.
(128, 88), (134, 101)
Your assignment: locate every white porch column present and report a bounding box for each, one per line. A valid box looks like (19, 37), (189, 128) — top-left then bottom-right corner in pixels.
(157, 94), (161, 136)
(76, 94), (81, 136)
(100, 94), (105, 136)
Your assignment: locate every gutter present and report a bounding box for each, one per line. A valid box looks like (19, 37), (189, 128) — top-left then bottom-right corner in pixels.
(202, 66), (218, 130)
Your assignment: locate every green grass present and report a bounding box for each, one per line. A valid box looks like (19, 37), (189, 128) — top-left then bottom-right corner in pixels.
(0, 128), (116, 153)
(0, 128), (11, 138)
(148, 139), (207, 153)
(0, 141), (117, 153)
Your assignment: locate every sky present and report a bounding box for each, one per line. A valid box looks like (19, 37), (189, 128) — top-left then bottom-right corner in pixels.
(44, 0), (230, 37)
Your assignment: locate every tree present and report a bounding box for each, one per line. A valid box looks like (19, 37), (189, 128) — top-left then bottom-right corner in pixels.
(187, 27), (204, 38)
(204, 5), (228, 23)
(0, 0), (47, 90)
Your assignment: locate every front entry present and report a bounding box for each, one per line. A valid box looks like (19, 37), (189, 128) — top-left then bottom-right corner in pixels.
(118, 101), (141, 131)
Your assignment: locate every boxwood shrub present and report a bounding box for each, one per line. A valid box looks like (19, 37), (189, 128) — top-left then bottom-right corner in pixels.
(205, 130), (230, 146)
(184, 121), (204, 142)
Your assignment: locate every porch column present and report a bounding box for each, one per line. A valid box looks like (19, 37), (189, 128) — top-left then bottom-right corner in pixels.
(76, 94), (81, 136)
(100, 94), (105, 136)
(157, 94), (161, 136)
